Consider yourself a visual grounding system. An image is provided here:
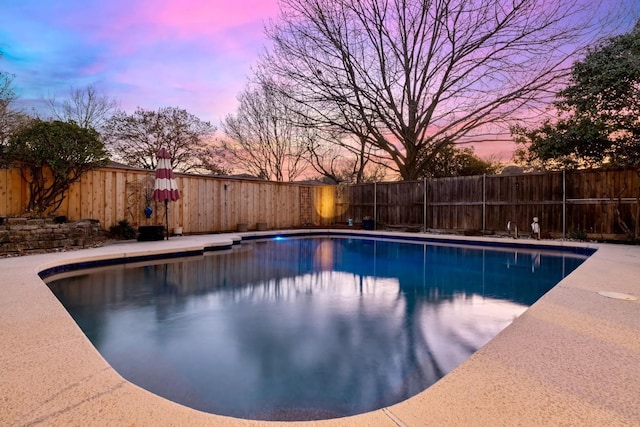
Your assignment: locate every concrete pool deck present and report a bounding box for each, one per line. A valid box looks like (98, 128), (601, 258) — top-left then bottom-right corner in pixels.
(1, 230), (638, 426)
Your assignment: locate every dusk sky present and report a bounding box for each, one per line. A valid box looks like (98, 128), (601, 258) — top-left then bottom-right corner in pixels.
(1, 0), (638, 160)
(1, 0), (280, 124)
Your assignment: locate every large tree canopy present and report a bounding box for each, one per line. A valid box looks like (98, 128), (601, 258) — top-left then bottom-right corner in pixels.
(2, 120), (109, 216)
(514, 20), (640, 169)
(259, 0), (603, 180)
(104, 106), (217, 173)
(421, 145), (500, 178)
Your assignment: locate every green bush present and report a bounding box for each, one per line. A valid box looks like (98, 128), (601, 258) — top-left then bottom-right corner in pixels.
(3, 119), (109, 216)
(109, 219), (136, 240)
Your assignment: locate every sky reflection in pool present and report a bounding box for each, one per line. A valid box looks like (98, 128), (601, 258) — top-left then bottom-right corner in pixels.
(46, 237), (588, 420)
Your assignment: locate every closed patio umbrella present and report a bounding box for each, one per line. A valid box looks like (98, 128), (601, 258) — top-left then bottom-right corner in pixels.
(153, 148), (180, 240)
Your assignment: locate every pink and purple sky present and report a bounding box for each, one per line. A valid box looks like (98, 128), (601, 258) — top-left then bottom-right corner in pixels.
(1, 0), (280, 123)
(1, 0), (638, 161)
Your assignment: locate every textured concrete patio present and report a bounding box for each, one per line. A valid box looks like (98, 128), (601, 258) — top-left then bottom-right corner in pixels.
(1, 231), (638, 426)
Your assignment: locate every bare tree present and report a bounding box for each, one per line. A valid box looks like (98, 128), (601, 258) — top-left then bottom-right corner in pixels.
(305, 129), (387, 183)
(46, 84), (118, 130)
(259, 0), (621, 180)
(221, 81), (308, 182)
(305, 133), (350, 184)
(0, 66), (15, 114)
(200, 145), (232, 176)
(0, 57), (31, 146)
(104, 106), (216, 173)
(0, 69), (17, 145)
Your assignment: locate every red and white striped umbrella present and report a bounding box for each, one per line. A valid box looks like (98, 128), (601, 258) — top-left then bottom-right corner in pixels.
(153, 148), (179, 240)
(153, 148), (180, 202)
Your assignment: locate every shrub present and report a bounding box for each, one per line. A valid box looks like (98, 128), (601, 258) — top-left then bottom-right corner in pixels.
(109, 219), (136, 240)
(3, 119), (109, 216)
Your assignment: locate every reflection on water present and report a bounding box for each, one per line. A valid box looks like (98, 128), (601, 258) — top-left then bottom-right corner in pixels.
(46, 237), (587, 420)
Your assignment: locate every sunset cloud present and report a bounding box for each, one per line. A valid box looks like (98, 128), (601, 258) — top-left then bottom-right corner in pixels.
(1, 0), (279, 122)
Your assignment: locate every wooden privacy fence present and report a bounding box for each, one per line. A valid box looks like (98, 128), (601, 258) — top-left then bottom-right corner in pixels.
(0, 165), (337, 233)
(334, 167), (640, 239)
(2, 165), (639, 239)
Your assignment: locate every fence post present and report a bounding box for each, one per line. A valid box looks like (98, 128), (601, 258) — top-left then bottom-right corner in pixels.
(423, 177), (427, 233)
(482, 174), (486, 235)
(373, 182), (377, 230)
(562, 169), (566, 240)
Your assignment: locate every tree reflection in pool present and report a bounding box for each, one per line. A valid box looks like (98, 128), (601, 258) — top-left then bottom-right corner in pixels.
(46, 236), (588, 421)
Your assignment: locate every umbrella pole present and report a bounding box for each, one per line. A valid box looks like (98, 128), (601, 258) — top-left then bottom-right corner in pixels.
(165, 199), (169, 240)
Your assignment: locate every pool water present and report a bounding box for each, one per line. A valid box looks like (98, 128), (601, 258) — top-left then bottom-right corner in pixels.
(46, 236), (588, 420)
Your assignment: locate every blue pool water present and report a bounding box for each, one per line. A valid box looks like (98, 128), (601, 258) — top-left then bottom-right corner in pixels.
(46, 236), (589, 420)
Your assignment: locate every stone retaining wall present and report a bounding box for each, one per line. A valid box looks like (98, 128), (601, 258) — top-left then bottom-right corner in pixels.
(0, 218), (106, 255)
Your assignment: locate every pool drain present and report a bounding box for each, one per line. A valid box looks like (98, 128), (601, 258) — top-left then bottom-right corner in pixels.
(597, 291), (638, 301)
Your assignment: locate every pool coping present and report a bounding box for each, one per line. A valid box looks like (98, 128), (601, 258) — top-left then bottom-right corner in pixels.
(1, 230), (639, 426)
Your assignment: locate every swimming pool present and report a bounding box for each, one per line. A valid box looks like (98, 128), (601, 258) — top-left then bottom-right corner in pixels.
(45, 235), (590, 421)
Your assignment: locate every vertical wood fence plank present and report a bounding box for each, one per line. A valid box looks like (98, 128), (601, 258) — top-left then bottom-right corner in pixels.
(0, 169), (23, 217)
(103, 171), (113, 227)
(113, 171), (125, 227)
(0, 169), (6, 216)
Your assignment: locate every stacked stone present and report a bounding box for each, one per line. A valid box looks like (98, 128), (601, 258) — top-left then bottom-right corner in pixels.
(0, 218), (105, 255)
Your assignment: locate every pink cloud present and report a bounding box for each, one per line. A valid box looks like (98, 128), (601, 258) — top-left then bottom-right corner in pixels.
(99, 0), (280, 42)
(143, 0), (280, 32)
